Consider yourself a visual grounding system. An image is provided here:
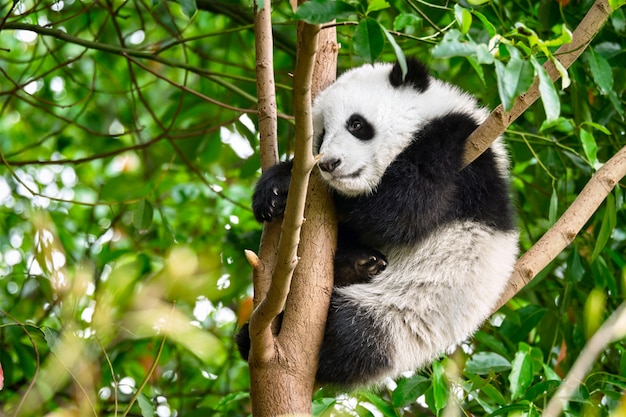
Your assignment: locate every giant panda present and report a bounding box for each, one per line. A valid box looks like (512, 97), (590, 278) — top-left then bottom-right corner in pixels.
(238, 58), (519, 388)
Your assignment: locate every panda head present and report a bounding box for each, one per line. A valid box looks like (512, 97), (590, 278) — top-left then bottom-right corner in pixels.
(312, 58), (484, 197)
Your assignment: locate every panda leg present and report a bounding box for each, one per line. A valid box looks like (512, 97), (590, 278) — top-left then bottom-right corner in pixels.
(316, 291), (393, 387)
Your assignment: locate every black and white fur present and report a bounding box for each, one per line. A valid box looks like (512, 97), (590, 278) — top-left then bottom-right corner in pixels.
(239, 59), (519, 388)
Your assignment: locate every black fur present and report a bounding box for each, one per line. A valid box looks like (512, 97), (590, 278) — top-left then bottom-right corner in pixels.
(336, 112), (515, 248)
(389, 58), (430, 92)
(251, 161), (291, 222)
(316, 296), (393, 386)
(347, 114), (375, 141)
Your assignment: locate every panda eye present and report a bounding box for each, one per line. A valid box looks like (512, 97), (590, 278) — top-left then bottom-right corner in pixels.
(346, 114), (375, 141)
(349, 119), (362, 131)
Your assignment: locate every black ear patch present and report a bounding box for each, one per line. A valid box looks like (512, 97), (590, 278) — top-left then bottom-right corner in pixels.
(389, 58), (430, 93)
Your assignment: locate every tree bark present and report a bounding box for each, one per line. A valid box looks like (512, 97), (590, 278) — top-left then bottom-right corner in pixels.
(247, 1), (338, 413)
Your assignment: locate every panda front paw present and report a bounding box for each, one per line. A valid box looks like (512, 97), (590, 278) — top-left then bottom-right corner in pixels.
(252, 161), (293, 222)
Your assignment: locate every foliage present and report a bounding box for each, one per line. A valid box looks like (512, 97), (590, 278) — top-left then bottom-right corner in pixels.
(0, 0), (625, 416)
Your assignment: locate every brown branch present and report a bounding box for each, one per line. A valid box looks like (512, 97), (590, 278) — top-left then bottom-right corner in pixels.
(255, 4), (280, 172)
(248, 1), (281, 332)
(496, 144), (626, 309)
(249, 16), (320, 367)
(462, 0), (612, 167)
(246, 4), (339, 412)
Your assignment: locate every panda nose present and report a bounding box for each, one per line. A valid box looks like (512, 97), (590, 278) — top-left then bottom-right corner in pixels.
(319, 158), (341, 173)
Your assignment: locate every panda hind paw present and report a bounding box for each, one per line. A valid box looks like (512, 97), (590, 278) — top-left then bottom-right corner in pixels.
(356, 254), (388, 278)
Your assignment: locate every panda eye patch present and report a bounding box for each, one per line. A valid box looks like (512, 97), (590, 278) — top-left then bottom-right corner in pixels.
(346, 114), (374, 140)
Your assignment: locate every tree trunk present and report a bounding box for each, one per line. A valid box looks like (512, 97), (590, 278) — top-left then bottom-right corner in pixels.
(247, 6), (338, 415)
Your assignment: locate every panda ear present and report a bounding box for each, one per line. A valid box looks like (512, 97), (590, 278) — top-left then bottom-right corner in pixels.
(389, 58), (430, 93)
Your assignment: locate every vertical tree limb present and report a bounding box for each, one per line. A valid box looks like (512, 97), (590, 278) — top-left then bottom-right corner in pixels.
(247, 2), (339, 411)
(248, 0), (281, 365)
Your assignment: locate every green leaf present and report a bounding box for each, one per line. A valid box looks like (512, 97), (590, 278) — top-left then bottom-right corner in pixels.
(565, 249), (585, 283)
(610, 0), (626, 9)
(474, 331), (509, 357)
(100, 175), (153, 201)
(466, 373), (507, 405)
(354, 18), (385, 63)
(367, 0), (389, 13)
(44, 327), (60, 352)
(294, 0), (356, 24)
(432, 29), (477, 58)
(592, 194), (617, 261)
(531, 55), (560, 122)
(548, 187), (558, 226)
(134, 199), (154, 231)
(394, 13), (422, 31)
(581, 121), (611, 135)
(494, 47), (534, 111)
(465, 352), (512, 375)
(392, 375), (430, 407)
(472, 10), (497, 37)
(358, 391), (400, 417)
(579, 128), (598, 166)
(381, 25), (406, 78)
(454, 4), (472, 34)
(138, 393), (155, 417)
(509, 346), (534, 401)
(585, 49), (614, 95)
(432, 360), (448, 413)
(216, 392), (251, 411)
(550, 55), (571, 89)
(467, 0), (490, 4)
(176, 0), (196, 18)
(312, 397), (336, 415)
(585, 48), (625, 116)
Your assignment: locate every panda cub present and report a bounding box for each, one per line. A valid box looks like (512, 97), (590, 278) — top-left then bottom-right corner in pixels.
(240, 58), (519, 388)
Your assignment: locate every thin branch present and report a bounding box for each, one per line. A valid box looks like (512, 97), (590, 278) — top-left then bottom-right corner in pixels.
(496, 144), (626, 309)
(247, 0), (282, 363)
(542, 303), (626, 417)
(462, 0), (612, 167)
(255, 3), (280, 173)
(249, 0), (281, 310)
(1, 22), (263, 107)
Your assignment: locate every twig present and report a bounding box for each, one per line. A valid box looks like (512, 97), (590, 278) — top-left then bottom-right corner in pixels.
(542, 303), (626, 417)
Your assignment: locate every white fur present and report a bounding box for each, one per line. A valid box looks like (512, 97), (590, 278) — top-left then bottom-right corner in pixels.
(312, 63), (488, 196)
(310, 61), (519, 385)
(336, 222), (519, 382)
